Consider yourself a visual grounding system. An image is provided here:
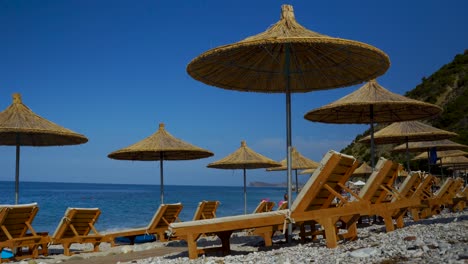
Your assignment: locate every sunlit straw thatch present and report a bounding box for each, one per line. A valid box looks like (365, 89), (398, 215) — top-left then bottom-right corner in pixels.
(266, 147), (319, 171)
(359, 121), (457, 145)
(412, 150), (468, 160)
(352, 162), (373, 176)
(187, 5), (390, 93)
(392, 139), (468, 153)
(108, 123), (213, 161)
(0, 93), (88, 146)
(207, 141), (280, 169)
(304, 79), (442, 123)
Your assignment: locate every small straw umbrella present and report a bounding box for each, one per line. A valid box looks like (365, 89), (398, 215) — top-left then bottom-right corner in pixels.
(303, 79), (442, 169)
(207, 140), (281, 214)
(392, 139), (468, 153)
(352, 162), (373, 177)
(359, 121), (457, 170)
(437, 156), (468, 167)
(0, 93), (88, 204)
(186, 5), (390, 225)
(108, 123), (213, 204)
(266, 147), (319, 194)
(412, 150), (468, 161)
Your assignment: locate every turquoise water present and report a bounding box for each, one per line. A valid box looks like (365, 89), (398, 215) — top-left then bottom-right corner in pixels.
(0, 181), (291, 234)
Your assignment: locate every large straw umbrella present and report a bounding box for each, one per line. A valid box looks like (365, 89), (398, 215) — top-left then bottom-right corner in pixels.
(359, 121), (457, 170)
(303, 79), (442, 169)
(266, 147), (319, 194)
(0, 93), (88, 204)
(207, 140), (281, 214)
(187, 5), (390, 221)
(108, 123), (213, 204)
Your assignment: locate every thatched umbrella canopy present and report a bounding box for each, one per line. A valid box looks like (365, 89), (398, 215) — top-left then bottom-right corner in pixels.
(359, 121), (457, 170)
(412, 150), (468, 160)
(0, 93), (88, 204)
(437, 156), (468, 167)
(392, 139), (468, 153)
(352, 162), (373, 177)
(299, 168), (316, 175)
(187, 4), (390, 217)
(266, 147), (319, 194)
(207, 140), (281, 214)
(304, 79), (442, 168)
(108, 123), (213, 204)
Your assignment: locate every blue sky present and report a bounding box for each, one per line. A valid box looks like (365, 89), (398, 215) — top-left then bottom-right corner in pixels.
(1, 0), (467, 186)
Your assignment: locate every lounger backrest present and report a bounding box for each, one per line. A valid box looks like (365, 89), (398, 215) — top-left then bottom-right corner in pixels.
(52, 208), (101, 239)
(448, 178), (464, 200)
(0, 203), (39, 241)
(192, 201), (220, 221)
(147, 203), (183, 230)
(397, 171), (423, 199)
(291, 150), (358, 213)
(434, 178), (454, 200)
(414, 174), (437, 200)
(359, 157), (399, 204)
(253, 201), (275, 213)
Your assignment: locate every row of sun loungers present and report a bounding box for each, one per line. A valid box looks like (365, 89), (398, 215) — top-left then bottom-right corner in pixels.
(1, 150), (466, 262)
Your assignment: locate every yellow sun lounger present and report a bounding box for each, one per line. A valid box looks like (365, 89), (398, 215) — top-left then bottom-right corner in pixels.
(451, 185), (468, 212)
(50, 207), (103, 256)
(103, 203), (183, 246)
(357, 158), (420, 232)
(0, 203), (49, 263)
(168, 150), (368, 259)
(252, 200), (275, 214)
(192, 201), (220, 221)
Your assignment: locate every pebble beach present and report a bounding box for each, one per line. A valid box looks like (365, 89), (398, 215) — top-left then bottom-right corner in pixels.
(8, 209), (468, 264)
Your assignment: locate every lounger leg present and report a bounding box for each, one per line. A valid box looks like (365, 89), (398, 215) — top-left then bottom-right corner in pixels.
(320, 218), (338, 248)
(186, 234), (198, 259)
(157, 232), (167, 242)
(93, 242), (100, 252)
(382, 214), (395, 232)
(217, 231), (232, 256)
(63, 243), (71, 256)
(396, 215), (404, 229)
(299, 223), (306, 243)
(346, 222), (358, 241)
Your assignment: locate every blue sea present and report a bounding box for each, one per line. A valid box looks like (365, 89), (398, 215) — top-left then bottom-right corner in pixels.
(0, 181), (292, 234)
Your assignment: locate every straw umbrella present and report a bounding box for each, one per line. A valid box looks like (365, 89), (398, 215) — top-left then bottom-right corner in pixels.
(266, 147), (319, 194)
(412, 150), (468, 161)
(303, 79), (442, 169)
(187, 5), (390, 219)
(207, 140), (281, 214)
(352, 162), (373, 177)
(0, 93), (88, 204)
(359, 121), (457, 170)
(392, 139), (468, 153)
(108, 123), (213, 204)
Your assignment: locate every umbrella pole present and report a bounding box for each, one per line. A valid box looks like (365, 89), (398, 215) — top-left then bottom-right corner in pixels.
(243, 168), (247, 214)
(295, 169), (299, 194)
(15, 134), (20, 204)
(427, 149), (431, 173)
(405, 137), (410, 171)
(285, 43), (293, 242)
(160, 153), (164, 204)
(370, 105), (375, 170)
